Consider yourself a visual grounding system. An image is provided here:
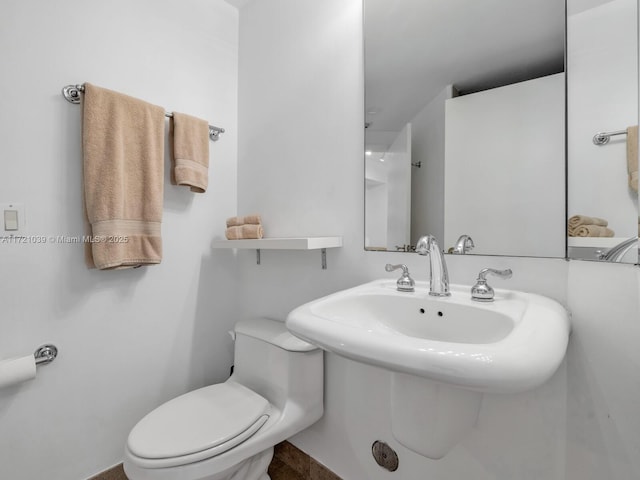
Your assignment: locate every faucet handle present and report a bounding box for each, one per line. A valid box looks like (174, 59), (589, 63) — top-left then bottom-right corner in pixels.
(471, 268), (512, 302)
(385, 264), (415, 292)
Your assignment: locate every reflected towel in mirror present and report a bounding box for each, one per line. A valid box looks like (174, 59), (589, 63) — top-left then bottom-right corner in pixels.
(568, 215), (608, 229)
(569, 225), (615, 237)
(568, 215), (614, 237)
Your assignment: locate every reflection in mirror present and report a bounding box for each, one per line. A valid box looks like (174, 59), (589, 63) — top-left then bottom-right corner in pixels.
(364, 0), (566, 257)
(566, 0), (639, 264)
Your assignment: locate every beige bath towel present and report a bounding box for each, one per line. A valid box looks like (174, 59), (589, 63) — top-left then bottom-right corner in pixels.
(569, 225), (615, 237)
(226, 214), (262, 227)
(83, 83), (165, 270)
(225, 225), (264, 240)
(627, 126), (638, 192)
(568, 215), (608, 229)
(170, 112), (210, 193)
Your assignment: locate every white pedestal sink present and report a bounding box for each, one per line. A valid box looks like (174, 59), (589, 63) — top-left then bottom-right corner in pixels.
(286, 279), (570, 458)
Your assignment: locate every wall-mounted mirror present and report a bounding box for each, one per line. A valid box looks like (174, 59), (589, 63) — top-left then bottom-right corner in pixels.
(566, 0), (639, 264)
(364, 0), (567, 257)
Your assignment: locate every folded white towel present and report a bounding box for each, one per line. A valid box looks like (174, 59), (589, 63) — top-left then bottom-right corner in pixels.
(226, 215), (262, 227)
(225, 225), (264, 240)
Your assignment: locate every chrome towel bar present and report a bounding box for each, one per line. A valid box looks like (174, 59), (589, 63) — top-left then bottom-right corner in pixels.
(592, 129), (627, 145)
(62, 84), (225, 141)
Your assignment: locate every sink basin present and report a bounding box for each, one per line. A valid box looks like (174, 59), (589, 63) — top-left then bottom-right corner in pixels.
(286, 279), (570, 394)
(311, 292), (516, 344)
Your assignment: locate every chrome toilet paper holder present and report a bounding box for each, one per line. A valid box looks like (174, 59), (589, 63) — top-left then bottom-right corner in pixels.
(34, 344), (58, 366)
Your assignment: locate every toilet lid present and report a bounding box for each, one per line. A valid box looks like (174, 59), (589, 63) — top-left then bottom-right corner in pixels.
(127, 382), (270, 460)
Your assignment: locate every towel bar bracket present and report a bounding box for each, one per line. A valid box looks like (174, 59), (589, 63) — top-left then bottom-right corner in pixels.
(62, 85), (83, 104)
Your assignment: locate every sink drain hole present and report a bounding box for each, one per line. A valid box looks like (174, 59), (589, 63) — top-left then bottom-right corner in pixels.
(372, 440), (399, 472)
(437, 311), (443, 317)
(419, 308), (425, 314)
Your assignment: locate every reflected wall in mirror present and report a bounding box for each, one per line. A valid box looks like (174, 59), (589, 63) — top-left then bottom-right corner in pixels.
(566, 0), (639, 264)
(364, 0), (567, 257)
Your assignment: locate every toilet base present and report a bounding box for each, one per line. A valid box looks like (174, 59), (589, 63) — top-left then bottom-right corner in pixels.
(226, 447), (273, 480)
(124, 447), (274, 480)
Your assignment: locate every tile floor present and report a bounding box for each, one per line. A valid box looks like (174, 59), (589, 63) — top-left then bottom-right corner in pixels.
(88, 441), (342, 480)
(88, 464), (127, 480)
(269, 441), (342, 480)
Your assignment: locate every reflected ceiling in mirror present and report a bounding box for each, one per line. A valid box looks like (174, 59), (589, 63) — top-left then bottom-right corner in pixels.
(364, 0), (566, 257)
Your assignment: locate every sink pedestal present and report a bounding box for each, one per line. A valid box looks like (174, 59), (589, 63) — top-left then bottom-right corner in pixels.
(390, 372), (482, 459)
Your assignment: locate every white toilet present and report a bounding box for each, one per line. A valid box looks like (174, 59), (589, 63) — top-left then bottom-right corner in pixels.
(123, 318), (323, 480)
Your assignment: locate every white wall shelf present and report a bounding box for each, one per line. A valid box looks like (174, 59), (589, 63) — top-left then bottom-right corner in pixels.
(211, 236), (343, 269)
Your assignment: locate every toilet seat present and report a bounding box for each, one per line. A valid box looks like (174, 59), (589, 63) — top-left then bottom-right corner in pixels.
(127, 382), (270, 469)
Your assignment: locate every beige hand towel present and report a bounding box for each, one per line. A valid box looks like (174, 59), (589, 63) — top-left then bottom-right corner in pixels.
(569, 225), (615, 237)
(627, 126), (638, 192)
(226, 214), (262, 227)
(225, 225), (264, 240)
(83, 83), (165, 270)
(170, 112), (210, 193)
(568, 215), (608, 229)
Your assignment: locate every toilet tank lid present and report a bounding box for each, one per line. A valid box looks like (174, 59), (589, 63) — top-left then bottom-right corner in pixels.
(235, 318), (318, 352)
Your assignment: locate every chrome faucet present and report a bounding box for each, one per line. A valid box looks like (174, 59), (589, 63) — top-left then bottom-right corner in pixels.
(416, 235), (451, 297)
(596, 236), (638, 262)
(451, 234), (475, 254)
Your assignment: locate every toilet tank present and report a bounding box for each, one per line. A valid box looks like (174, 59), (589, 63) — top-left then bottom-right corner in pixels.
(232, 318), (323, 412)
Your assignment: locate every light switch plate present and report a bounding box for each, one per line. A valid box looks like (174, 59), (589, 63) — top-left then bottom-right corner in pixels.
(4, 210), (18, 230)
(0, 203), (25, 235)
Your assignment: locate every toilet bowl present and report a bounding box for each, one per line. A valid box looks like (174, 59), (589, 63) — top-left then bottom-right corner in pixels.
(123, 318), (323, 480)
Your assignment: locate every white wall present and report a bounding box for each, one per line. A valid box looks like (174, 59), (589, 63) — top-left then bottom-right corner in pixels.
(237, 1), (640, 479)
(567, 0), (638, 238)
(410, 86), (453, 247)
(565, 261), (640, 478)
(0, 1), (238, 479)
(385, 124), (412, 249)
(365, 157), (388, 248)
(364, 123), (411, 251)
(444, 73), (566, 257)
(364, 186), (387, 248)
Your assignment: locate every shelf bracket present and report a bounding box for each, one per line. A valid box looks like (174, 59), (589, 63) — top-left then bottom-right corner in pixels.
(252, 248), (328, 269)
